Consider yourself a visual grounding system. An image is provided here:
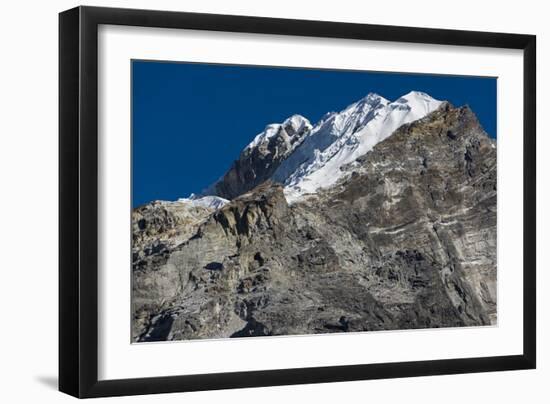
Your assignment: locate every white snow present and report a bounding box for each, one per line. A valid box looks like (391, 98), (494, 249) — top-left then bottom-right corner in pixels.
(272, 91), (442, 201)
(284, 114), (312, 134)
(195, 90), (442, 205)
(177, 194), (229, 210)
(244, 114), (312, 151)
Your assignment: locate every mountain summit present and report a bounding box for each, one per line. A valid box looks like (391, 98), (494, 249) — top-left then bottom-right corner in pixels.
(202, 113), (313, 199)
(132, 101), (497, 341)
(207, 91), (442, 201)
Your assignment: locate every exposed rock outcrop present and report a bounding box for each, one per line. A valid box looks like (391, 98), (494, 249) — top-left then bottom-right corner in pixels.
(132, 102), (497, 342)
(212, 115), (312, 199)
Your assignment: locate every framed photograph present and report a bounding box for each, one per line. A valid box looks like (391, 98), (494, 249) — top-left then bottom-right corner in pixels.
(59, 6), (536, 398)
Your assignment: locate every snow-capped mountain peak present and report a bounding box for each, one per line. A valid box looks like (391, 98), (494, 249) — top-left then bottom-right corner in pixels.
(284, 114), (312, 133)
(274, 91), (442, 201)
(178, 194), (229, 210)
(355, 92), (390, 107)
(245, 114), (312, 151)
(392, 91), (442, 116)
(270, 93), (390, 184)
(204, 90), (443, 203)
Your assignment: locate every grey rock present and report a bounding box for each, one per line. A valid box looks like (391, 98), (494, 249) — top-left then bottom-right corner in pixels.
(132, 103), (497, 342)
(212, 117), (311, 199)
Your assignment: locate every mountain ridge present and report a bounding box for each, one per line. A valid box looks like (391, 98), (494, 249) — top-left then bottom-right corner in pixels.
(205, 91), (442, 202)
(132, 101), (497, 341)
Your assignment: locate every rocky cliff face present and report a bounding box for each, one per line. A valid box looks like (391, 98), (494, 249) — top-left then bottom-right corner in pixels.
(132, 102), (497, 342)
(208, 92), (443, 201)
(210, 115), (312, 199)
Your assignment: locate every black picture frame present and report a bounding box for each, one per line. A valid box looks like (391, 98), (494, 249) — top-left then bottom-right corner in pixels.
(59, 5), (536, 398)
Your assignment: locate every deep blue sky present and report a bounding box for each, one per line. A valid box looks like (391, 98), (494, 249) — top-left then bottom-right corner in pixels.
(132, 60), (497, 207)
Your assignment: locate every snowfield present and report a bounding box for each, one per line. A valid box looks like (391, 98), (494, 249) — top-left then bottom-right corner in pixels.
(272, 91), (442, 201)
(198, 91), (442, 204)
(178, 195), (229, 210)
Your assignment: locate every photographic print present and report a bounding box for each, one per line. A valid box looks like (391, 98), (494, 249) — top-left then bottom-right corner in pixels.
(131, 61), (497, 343)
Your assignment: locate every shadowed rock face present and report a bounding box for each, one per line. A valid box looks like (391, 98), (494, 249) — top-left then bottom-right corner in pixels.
(132, 103), (497, 342)
(213, 118), (311, 200)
